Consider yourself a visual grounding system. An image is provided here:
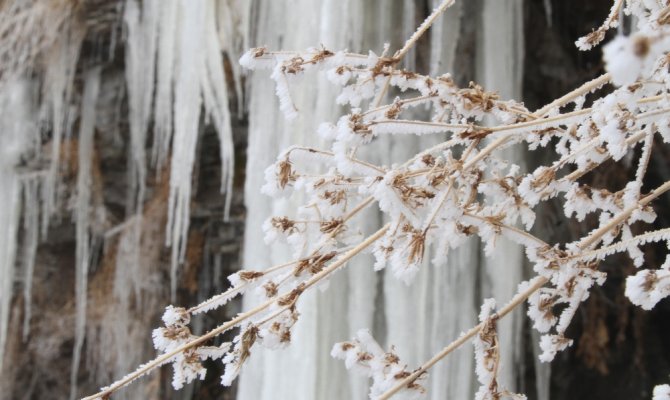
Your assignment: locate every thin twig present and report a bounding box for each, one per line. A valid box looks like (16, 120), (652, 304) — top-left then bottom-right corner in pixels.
(393, 0), (456, 61)
(82, 225), (390, 400)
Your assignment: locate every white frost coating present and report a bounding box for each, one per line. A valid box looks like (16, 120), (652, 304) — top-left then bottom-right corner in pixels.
(0, 80), (32, 371)
(625, 258), (670, 310)
(331, 329), (428, 399)
(70, 67), (100, 400)
(271, 64), (300, 120)
(473, 299), (498, 400)
(654, 384), (670, 400)
(538, 334), (573, 363)
(369, 120), (464, 136)
(603, 36), (642, 87)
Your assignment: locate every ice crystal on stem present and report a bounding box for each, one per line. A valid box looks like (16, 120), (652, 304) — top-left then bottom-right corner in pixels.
(331, 330), (427, 400)
(473, 299), (526, 400)
(152, 306), (231, 390)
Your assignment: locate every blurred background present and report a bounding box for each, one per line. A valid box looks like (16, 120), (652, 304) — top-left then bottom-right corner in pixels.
(0, 0), (668, 399)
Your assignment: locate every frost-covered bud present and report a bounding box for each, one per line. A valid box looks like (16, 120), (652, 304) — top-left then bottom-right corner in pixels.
(564, 183), (596, 221)
(239, 47), (274, 70)
(221, 325), (260, 386)
(170, 343), (230, 390)
(327, 65), (353, 86)
(625, 268), (670, 310)
(261, 153), (297, 196)
(262, 216), (300, 244)
(653, 384), (670, 400)
(538, 334), (573, 362)
(527, 289), (558, 333)
(162, 305), (190, 327)
(603, 36), (644, 86)
(332, 330), (427, 399)
(599, 118), (628, 161)
(258, 309), (298, 350)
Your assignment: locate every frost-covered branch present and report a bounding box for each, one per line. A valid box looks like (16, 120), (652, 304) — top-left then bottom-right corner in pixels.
(93, 0), (670, 398)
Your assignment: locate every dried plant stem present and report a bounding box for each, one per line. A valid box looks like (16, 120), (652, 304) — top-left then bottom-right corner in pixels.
(572, 226), (670, 262)
(578, 179), (670, 249)
(635, 129), (654, 186)
(534, 73), (611, 117)
(310, 196), (375, 255)
(371, 119), (469, 130)
(378, 276), (548, 400)
(393, 0), (455, 61)
(188, 245), (356, 315)
(363, 94), (435, 117)
(402, 137), (461, 168)
(372, 75), (393, 109)
(343, 196), (375, 222)
(82, 304), (273, 400)
(463, 213), (548, 247)
(463, 73), (612, 170)
(379, 180), (670, 399)
(422, 179), (454, 234)
(288, 147), (385, 173)
(561, 130), (647, 182)
(304, 223), (389, 290)
(491, 108), (591, 133)
(83, 224), (390, 400)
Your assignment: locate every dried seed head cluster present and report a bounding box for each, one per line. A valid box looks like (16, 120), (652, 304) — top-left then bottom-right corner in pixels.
(89, 1), (670, 399)
(473, 299), (526, 400)
(331, 329), (428, 399)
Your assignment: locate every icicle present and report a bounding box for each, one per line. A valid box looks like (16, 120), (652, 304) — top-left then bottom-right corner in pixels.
(200, 0), (235, 220)
(21, 177), (40, 340)
(166, 1), (207, 301)
(152, 0), (178, 169)
(0, 80), (32, 371)
(123, 0), (159, 214)
(217, 1), (246, 119)
(41, 25), (85, 238)
(70, 67), (101, 400)
(0, 165), (21, 373)
(163, 0), (237, 300)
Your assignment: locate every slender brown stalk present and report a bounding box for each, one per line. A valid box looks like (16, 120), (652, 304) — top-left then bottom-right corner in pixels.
(82, 225), (390, 400)
(393, 0), (456, 61)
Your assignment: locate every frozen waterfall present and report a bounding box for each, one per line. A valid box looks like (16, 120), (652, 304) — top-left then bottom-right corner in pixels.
(240, 1), (536, 399)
